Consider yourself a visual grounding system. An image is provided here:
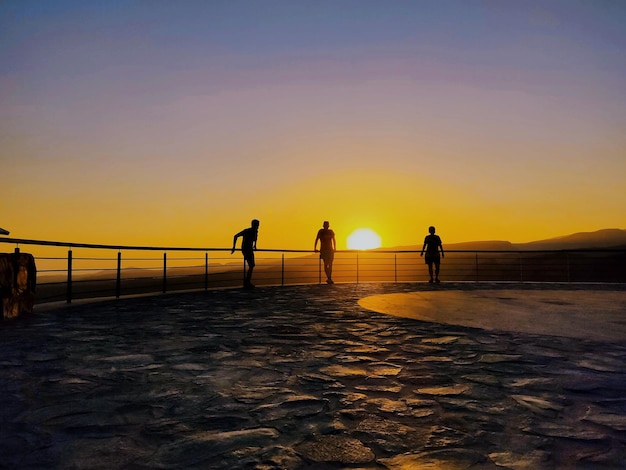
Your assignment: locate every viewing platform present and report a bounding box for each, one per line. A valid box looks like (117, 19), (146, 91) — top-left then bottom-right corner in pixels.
(2, 282), (625, 468)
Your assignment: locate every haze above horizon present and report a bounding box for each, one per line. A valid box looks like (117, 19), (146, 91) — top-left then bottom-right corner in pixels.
(2, 1), (625, 250)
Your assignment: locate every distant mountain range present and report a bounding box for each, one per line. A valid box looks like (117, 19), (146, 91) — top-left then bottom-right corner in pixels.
(385, 229), (626, 251)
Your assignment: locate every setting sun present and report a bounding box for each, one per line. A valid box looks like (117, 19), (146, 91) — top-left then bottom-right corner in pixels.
(347, 228), (382, 250)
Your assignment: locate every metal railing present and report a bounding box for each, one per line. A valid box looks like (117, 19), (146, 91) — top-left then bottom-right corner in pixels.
(2, 237), (625, 305)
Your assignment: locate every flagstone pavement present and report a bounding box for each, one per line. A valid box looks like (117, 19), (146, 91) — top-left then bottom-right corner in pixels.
(1, 282), (626, 469)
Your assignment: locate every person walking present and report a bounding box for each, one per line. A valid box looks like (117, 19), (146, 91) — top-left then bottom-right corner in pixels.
(314, 221), (336, 284)
(420, 226), (444, 283)
(231, 219), (260, 288)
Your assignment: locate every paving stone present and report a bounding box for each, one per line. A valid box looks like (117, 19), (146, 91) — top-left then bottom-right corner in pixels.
(296, 435), (375, 464)
(1, 282), (625, 469)
(378, 448), (487, 469)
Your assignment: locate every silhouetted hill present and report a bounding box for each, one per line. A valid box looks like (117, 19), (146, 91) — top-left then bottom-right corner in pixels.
(516, 229), (626, 250)
(448, 241), (516, 251)
(385, 229), (626, 251)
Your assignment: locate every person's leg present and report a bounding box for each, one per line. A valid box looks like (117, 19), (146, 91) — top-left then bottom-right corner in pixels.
(322, 254), (334, 283)
(427, 262), (434, 282)
(245, 253), (255, 287)
(325, 260), (334, 283)
(434, 261), (440, 282)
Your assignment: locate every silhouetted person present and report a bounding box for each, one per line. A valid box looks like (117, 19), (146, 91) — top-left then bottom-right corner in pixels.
(231, 219), (259, 288)
(314, 221), (336, 284)
(421, 226), (444, 283)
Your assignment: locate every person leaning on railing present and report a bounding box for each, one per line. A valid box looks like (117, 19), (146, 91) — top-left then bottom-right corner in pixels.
(314, 221), (336, 284)
(231, 219), (260, 289)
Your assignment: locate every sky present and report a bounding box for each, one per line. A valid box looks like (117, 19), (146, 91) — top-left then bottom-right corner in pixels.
(2, 0), (625, 251)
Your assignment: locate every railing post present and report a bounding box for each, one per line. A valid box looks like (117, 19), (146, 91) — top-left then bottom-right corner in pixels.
(281, 253), (285, 286)
(318, 257), (322, 284)
(394, 253), (397, 283)
(205, 252), (209, 291)
(162, 252), (167, 293)
(475, 252), (479, 283)
(116, 251), (122, 298)
(356, 252), (359, 284)
(66, 249), (73, 304)
(519, 253), (523, 283)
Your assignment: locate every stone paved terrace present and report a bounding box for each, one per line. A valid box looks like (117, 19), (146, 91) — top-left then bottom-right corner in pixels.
(1, 282), (626, 469)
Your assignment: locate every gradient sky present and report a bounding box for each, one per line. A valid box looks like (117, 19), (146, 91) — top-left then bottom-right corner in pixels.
(2, 0), (625, 250)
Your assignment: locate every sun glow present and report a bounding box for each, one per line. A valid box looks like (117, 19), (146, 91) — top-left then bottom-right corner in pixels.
(347, 228), (382, 250)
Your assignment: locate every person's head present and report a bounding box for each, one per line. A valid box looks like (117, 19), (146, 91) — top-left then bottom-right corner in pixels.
(429, 226), (436, 234)
(323, 221), (330, 229)
(251, 219), (260, 229)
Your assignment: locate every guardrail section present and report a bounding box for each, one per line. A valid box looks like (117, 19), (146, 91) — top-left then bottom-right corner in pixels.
(1, 238), (625, 304)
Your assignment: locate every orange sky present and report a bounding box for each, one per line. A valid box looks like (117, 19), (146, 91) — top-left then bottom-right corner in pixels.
(2, 2), (625, 251)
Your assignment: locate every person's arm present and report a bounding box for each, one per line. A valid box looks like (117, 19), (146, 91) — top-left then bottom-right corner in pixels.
(314, 232), (320, 252)
(440, 240), (444, 258)
(332, 234), (336, 252)
(420, 240), (427, 256)
(231, 231), (242, 254)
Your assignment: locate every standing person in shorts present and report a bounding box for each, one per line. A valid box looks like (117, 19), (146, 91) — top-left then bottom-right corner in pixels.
(231, 219), (260, 288)
(314, 221), (336, 284)
(420, 226), (444, 283)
